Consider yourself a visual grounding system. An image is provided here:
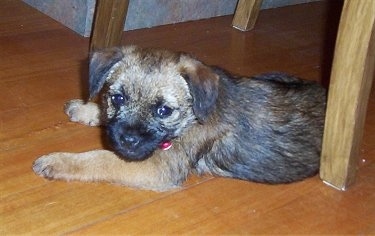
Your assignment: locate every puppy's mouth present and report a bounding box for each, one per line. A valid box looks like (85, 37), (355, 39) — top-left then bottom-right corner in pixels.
(107, 121), (173, 161)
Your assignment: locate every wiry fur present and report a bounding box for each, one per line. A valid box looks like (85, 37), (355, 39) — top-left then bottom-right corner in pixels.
(33, 46), (326, 191)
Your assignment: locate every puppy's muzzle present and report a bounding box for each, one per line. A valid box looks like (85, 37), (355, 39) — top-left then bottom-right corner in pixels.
(120, 129), (142, 149)
(107, 121), (162, 161)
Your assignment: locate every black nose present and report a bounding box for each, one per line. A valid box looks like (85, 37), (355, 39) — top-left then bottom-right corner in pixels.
(121, 134), (141, 149)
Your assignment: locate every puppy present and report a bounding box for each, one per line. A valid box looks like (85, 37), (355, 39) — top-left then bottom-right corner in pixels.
(33, 46), (326, 191)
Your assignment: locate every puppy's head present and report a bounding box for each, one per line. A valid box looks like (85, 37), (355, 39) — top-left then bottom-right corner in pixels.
(89, 46), (219, 161)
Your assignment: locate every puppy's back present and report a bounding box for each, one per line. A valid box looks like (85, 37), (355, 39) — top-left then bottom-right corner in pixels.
(202, 71), (326, 184)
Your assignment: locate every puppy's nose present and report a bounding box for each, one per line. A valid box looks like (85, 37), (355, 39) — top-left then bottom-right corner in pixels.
(121, 135), (141, 149)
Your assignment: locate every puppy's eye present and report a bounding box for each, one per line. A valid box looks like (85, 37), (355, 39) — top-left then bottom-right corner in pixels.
(110, 94), (125, 108)
(156, 105), (173, 118)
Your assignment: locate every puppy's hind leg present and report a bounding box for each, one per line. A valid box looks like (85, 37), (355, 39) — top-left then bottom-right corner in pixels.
(64, 99), (101, 126)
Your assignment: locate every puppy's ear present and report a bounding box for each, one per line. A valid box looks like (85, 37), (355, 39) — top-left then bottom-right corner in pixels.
(89, 47), (124, 99)
(181, 61), (219, 123)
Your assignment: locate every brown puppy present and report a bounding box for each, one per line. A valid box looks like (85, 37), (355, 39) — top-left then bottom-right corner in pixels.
(33, 46), (326, 191)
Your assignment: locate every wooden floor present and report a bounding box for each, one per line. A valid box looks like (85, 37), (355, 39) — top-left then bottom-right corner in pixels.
(1, 0), (374, 234)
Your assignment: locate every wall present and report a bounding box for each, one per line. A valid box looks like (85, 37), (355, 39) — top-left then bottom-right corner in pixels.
(23, 0), (320, 37)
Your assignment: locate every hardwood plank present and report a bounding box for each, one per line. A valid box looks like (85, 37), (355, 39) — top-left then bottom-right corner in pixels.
(0, 0), (64, 37)
(70, 166), (375, 234)
(70, 178), (319, 234)
(2, 182), (163, 234)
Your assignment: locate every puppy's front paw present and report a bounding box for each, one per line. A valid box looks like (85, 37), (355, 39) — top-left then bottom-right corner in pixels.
(64, 99), (101, 126)
(32, 153), (79, 180)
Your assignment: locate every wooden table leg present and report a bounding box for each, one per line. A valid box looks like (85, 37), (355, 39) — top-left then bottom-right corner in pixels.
(320, 0), (375, 190)
(90, 0), (129, 51)
(232, 0), (263, 31)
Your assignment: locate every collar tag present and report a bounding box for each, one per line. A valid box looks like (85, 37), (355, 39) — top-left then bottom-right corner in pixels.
(160, 141), (172, 151)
